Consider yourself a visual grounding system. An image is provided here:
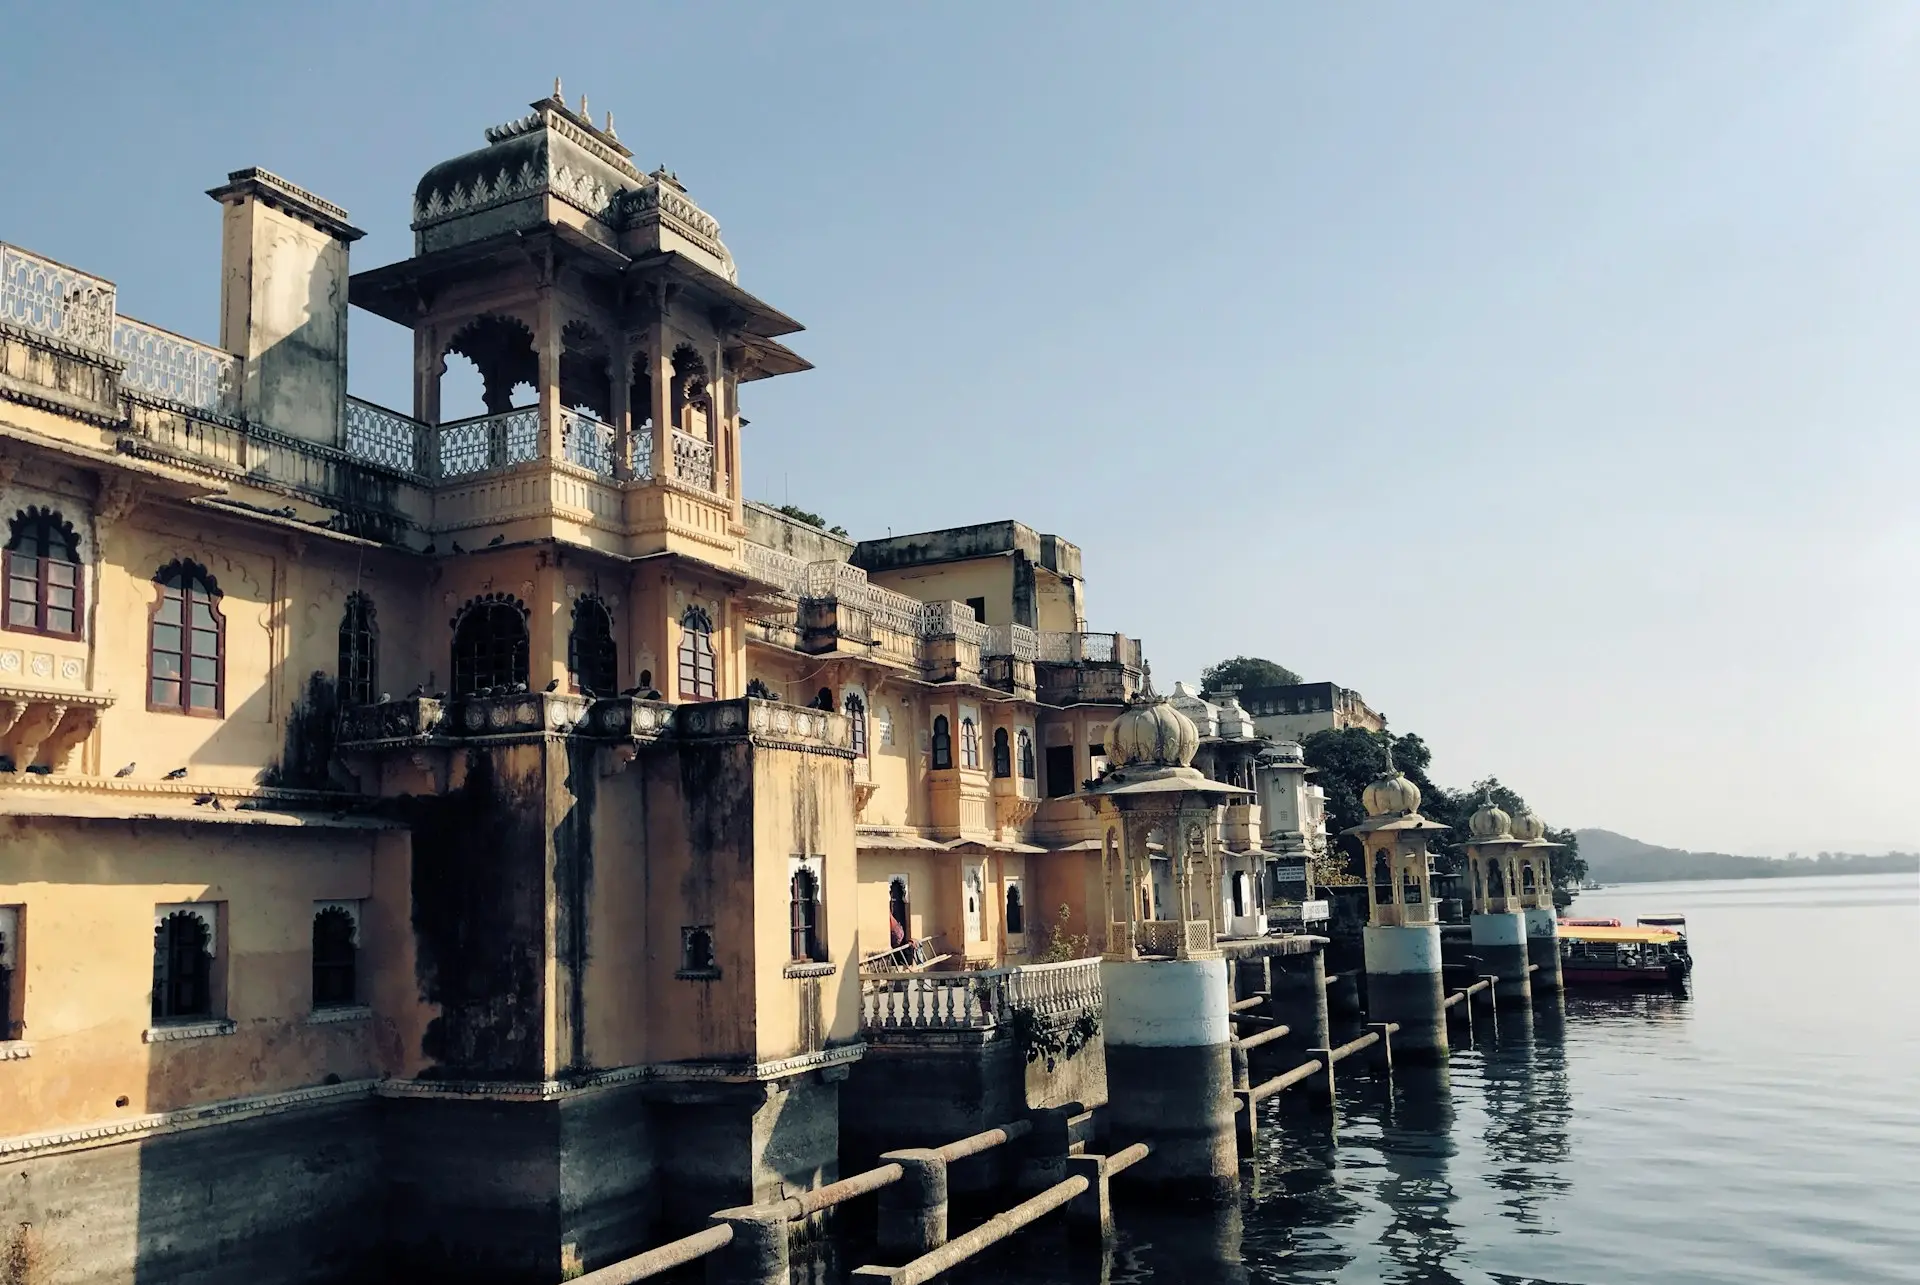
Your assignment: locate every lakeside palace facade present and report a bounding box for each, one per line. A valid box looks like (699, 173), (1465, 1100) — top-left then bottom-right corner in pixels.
(0, 93), (1331, 1283)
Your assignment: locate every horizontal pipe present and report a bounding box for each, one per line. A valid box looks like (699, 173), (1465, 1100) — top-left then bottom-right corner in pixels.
(1234, 1024), (1292, 1052)
(1105, 1141), (1151, 1176)
(787, 1162), (905, 1218)
(1443, 992), (1464, 1009)
(1326, 1031), (1380, 1066)
(1228, 995), (1266, 1013)
(853, 1176), (1089, 1285)
(1250, 1058), (1324, 1103)
(569, 1224), (734, 1285)
(936, 1118), (1033, 1163)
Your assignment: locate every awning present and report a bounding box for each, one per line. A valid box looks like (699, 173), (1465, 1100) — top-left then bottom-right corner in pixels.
(855, 829), (948, 851)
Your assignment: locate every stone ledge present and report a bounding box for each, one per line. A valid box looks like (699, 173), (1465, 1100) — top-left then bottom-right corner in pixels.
(143, 1018), (236, 1043)
(0, 1041), (30, 1061)
(0, 1078), (376, 1162)
(306, 1004), (373, 1025)
(782, 961), (838, 980)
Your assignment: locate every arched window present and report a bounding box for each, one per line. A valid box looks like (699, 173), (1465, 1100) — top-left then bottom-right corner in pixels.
(683, 927), (716, 973)
(311, 906), (357, 1009)
(152, 909), (212, 1022)
(992, 727), (1011, 778)
(1372, 851), (1392, 903)
(150, 561), (223, 716)
(1231, 872), (1247, 918)
(569, 596), (617, 696)
(6, 508), (82, 638)
(1521, 862), (1537, 894)
(1488, 860), (1505, 898)
(1006, 882), (1025, 936)
(451, 596), (528, 695)
(931, 715), (952, 769)
(337, 592), (378, 707)
(813, 686), (835, 711)
(678, 606), (716, 700)
(790, 867), (822, 962)
(887, 876), (909, 948)
(846, 693), (868, 758)
(1402, 867), (1424, 905)
(1018, 729), (1036, 780)
(960, 717), (981, 770)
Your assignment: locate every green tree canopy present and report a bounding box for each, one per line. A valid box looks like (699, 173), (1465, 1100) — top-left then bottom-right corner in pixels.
(1199, 655), (1302, 698)
(773, 504), (849, 537)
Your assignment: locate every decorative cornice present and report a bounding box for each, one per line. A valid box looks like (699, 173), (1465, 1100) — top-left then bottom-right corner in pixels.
(0, 1078), (375, 1163)
(782, 961), (838, 980)
(207, 168), (363, 243)
(0, 1042), (30, 1061)
(306, 1005), (373, 1026)
(143, 1019), (236, 1043)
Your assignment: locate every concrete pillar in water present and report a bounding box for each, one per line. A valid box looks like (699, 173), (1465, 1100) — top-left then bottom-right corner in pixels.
(1471, 910), (1533, 1004)
(1102, 957), (1238, 1203)
(1525, 905), (1563, 994)
(1269, 943), (1331, 1064)
(1362, 923), (1449, 1064)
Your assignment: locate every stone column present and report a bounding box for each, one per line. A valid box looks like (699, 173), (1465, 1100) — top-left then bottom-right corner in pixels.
(648, 322), (673, 481)
(1268, 943), (1330, 1065)
(1100, 957), (1237, 1203)
(609, 333), (633, 480)
(1525, 905), (1563, 994)
(1362, 922), (1448, 1065)
(1470, 910), (1533, 1005)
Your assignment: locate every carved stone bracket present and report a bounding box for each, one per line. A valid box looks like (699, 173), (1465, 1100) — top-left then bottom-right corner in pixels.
(0, 686), (115, 773)
(852, 780), (880, 822)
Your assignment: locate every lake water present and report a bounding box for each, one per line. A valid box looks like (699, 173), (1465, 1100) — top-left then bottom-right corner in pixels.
(928, 871), (1920, 1285)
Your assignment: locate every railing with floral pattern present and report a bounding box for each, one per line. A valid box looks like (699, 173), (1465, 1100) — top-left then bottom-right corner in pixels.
(112, 317), (240, 417)
(672, 429), (714, 489)
(560, 407), (616, 476)
(0, 243), (115, 353)
(343, 397), (426, 475)
(744, 541), (809, 597)
(1036, 631), (1140, 668)
(921, 600), (991, 647)
(437, 407), (540, 478)
(632, 427), (654, 481)
(983, 623), (1040, 661)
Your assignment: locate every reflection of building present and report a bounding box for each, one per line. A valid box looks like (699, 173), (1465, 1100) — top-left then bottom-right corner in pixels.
(0, 91), (1155, 1282)
(1236, 680), (1385, 742)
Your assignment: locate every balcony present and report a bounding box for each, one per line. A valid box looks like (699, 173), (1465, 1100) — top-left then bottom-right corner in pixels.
(860, 957), (1102, 1039)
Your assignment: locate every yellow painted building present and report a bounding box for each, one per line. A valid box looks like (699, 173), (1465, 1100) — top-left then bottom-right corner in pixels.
(0, 91), (1146, 1284)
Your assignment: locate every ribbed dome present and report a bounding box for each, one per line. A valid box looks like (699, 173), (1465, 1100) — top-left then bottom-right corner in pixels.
(1108, 696), (1199, 770)
(1467, 799), (1513, 840)
(1362, 765), (1421, 818)
(1510, 807), (1546, 843)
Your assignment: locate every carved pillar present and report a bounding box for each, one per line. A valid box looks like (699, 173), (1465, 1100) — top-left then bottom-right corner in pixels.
(648, 321), (673, 482)
(537, 294), (563, 462)
(609, 332), (633, 481)
(415, 324), (443, 427)
(3, 702), (66, 772)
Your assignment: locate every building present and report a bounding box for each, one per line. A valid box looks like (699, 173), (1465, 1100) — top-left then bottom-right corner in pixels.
(0, 91), (1152, 1284)
(1236, 679), (1386, 743)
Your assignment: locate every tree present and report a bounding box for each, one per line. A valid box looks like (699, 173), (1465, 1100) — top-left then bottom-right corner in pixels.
(1200, 656), (1302, 698)
(774, 504), (849, 538)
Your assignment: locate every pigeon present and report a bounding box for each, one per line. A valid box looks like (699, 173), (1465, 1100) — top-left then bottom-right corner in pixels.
(422, 541), (437, 555)
(193, 793), (216, 806)
(406, 683), (426, 698)
(24, 764), (52, 775)
(509, 682), (528, 694)
(487, 534), (505, 547)
(643, 688), (662, 700)
(451, 539), (465, 554)
(620, 685), (643, 697)
(543, 678), (561, 693)
(378, 692), (392, 704)
(114, 762), (136, 778)
(164, 767), (189, 780)
(578, 686), (597, 700)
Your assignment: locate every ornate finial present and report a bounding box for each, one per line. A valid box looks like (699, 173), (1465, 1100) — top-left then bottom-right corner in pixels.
(579, 94), (590, 119)
(1383, 739), (1396, 774)
(604, 110), (617, 138)
(553, 76), (564, 101)
(1140, 660), (1156, 698)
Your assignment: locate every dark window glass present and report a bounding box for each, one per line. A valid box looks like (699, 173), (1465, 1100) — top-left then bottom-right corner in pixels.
(790, 868), (822, 961)
(150, 564), (223, 716)
(152, 910), (212, 1022)
(337, 593), (378, 706)
(1019, 730), (1037, 780)
(1006, 884), (1024, 936)
(931, 715), (952, 770)
(569, 596), (618, 695)
(678, 607), (716, 700)
(684, 928), (715, 972)
(1044, 744), (1075, 797)
(992, 728), (1011, 778)
(887, 878), (909, 948)
(452, 600), (529, 694)
(965, 596), (986, 623)
(4, 510), (83, 639)
(960, 718), (980, 769)
(312, 907), (357, 1008)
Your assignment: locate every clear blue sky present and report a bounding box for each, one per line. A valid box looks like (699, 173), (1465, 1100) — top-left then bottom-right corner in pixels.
(5, 3), (1916, 855)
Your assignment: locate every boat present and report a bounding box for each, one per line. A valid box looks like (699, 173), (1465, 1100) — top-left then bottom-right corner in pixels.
(1558, 920), (1691, 987)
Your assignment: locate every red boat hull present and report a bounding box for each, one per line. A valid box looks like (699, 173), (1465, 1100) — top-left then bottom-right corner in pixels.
(1563, 966), (1681, 987)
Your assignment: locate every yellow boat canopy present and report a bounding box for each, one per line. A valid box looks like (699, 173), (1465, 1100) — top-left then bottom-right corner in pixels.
(1560, 924), (1682, 944)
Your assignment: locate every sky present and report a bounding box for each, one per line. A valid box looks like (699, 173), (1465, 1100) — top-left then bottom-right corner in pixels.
(3, 3), (1916, 856)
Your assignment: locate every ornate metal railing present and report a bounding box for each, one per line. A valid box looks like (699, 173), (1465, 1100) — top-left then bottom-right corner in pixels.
(1036, 631), (1140, 668)
(437, 407), (539, 479)
(0, 243), (115, 353)
(672, 429), (714, 489)
(112, 317), (239, 417)
(343, 397), (425, 475)
(861, 957), (1101, 1032)
(560, 406), (615, 476)
(632, 427), (654, 481)
(983, 622), (1040, 661)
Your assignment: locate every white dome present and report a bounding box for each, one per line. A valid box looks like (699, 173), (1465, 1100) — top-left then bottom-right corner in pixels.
(1468, 797), (1512, 840)
(1510, 807), (1546, 843)
(1362, 767), (1421, 817)
(1108, 696), (1199, 769)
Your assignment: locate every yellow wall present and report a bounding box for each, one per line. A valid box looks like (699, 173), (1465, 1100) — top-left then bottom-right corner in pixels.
(866, 558), (1009, 624)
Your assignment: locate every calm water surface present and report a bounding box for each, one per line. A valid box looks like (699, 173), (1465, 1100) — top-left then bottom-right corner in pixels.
(933, 872), (1920, 1285)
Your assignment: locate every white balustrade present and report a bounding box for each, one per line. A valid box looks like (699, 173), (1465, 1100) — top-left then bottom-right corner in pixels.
(0, 243), (115, 353)
(672, 429), (714, 489)
(344, 397), (425, 474)
(860, 957), (1101, 1033)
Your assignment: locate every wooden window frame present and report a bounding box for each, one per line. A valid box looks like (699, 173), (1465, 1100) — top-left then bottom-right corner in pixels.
(451, 596), (530, 696)
(311, 904), (359, 1010)
(789, 867), (824, 962)
(148, 561), (225, 718)
(568, 595), (619, 696)
(931, 714), (952, 770)
(678, 606), (717, 701)
(4, 510), (84, 640)
(1018, 729), (1037, 780)
(960, 717), (980, 770)
(846, 693), (867, 758)
(337, 592), (378, 707)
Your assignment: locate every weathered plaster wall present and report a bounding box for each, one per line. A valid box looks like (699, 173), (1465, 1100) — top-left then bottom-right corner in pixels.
(219, 199), (350, 447)
(866, 557), (1011, 625)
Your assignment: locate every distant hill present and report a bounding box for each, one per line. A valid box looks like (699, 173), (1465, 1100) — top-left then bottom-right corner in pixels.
(1576, 829), (1919, 884)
